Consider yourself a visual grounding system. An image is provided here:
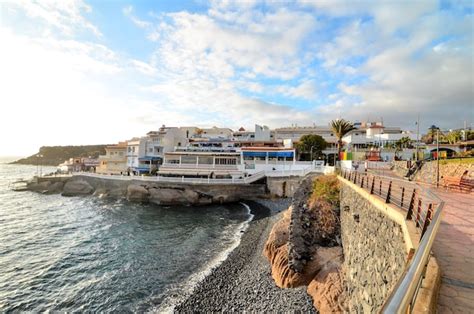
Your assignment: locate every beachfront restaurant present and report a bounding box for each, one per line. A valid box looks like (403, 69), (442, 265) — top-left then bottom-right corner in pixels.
(240, 147), (296, 171)
(158, 151), (243, 178)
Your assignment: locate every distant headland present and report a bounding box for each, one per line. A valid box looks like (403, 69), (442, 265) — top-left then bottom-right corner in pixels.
(11, 145), (109, 166)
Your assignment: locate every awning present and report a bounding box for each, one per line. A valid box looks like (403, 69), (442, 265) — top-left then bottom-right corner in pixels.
(243, 151), (294, 158)
(134, 167), (151, 172)
(138, 156), (162, 161)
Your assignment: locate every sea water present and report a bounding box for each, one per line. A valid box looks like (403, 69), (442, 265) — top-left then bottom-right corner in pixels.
(0, 160), (252, 312)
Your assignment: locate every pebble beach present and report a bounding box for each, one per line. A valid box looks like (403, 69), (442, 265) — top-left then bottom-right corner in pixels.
(175, 199), (317, 313)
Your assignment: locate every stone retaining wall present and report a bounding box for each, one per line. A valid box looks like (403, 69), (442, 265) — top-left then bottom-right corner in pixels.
(340, 180), (408, 313)
(392, 160), (474, 184)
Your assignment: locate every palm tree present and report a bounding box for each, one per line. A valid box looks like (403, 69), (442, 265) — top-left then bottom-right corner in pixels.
(330, 119), (356, 167)
(399, 136), (412, 149)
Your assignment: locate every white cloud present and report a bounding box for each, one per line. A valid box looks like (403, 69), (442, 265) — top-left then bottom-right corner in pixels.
(130, 59), (157, 76)
(3, 0), (102, 37)
(276, 80), (317, 100)
(122, 5), (152, 28)
(151, 8), (316, 80)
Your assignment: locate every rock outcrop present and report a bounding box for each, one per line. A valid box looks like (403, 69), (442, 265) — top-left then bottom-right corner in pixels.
(27, 175), (266, 205)
(263, 175), (347, 313)
(62, 180), (94, 196)
(307, 260), (346, 313)
(127, 184), (150, 202)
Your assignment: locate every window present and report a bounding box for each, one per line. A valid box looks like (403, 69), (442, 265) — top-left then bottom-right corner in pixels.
(215, 158), (237, 165)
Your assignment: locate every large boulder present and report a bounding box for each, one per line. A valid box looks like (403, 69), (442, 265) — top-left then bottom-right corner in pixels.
(127, 184), (150, 202)
(149, 187), (215, 205)
(27, 181), (51, 192)
(149, 188), (187, 205)
(45, 181), (64, 194)
(62, 180), (94, 196)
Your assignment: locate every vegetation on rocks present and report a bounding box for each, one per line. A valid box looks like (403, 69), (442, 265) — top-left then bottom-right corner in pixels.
(264, 175), (347, 312)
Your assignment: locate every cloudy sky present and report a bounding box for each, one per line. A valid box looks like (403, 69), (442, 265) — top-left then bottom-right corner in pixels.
(0, 0), (472, 156)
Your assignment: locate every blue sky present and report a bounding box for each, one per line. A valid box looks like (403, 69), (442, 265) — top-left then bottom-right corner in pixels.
(0, 0), (472, 155)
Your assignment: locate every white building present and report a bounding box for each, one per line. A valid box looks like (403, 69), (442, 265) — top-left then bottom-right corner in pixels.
(273, 125), (338, 149)
(342, 122), (417, 149)
(126, 137), (147, 172)
(158, 147), (322, 178)
(255, 124), (271, 141)
(125, 126), (195, 174)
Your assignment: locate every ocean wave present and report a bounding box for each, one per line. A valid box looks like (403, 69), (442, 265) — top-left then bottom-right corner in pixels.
(154, 203), (254, 313)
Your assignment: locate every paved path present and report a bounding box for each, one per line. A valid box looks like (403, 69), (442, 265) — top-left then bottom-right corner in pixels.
(432, 189), (474, 313)
(368, 169), (474, 312)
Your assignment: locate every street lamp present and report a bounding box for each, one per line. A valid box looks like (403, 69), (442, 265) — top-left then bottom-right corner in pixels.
(429, 125), (440, 187)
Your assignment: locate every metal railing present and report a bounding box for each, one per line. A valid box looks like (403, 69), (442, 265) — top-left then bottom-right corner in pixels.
(341, 170), (444, 313)
(75, 171), (267, 185)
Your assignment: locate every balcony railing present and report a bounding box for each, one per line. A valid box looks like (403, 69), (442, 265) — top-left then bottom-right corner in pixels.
(160, 163), (239, 170)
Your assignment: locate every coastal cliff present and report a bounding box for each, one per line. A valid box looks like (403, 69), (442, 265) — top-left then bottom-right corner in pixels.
(263, 175), (347, 312)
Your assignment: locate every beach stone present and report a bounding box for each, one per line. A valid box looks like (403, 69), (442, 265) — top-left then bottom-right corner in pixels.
(62, 179), (94, 196)
(126, 184), (150, 202)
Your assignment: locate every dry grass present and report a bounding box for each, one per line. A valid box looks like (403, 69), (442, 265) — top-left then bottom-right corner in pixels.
(308, 175), (341, 240)
(309, 175), (340, 207)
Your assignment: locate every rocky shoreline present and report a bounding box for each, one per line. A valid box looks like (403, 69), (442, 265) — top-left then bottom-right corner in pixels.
(174, 199), (317, 313)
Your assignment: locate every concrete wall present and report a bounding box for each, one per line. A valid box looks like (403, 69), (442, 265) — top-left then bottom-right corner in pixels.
(339, 179), (410, 313)
(266, 175), (321, 198)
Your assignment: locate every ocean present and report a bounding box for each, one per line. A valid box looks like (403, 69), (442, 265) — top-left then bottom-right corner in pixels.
(0, 160), (252, 312)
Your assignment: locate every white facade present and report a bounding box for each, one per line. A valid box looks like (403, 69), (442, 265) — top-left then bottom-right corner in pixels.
(126, 138), (146, 170)
(273, 125), (338, 150)
(255, 124), (271, 141)
(146, 126), (190, 157)
(343, 130), (417, 147)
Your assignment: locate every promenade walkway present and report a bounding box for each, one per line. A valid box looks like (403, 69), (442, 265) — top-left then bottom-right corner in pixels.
(368, 168), (474, 312)
(432, 188), (474, 313)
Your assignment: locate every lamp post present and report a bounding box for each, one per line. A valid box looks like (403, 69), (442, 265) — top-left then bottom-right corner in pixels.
(416, 115), (420, 161)
(429, 125), (440, 187)
(436, 129), (440, 188)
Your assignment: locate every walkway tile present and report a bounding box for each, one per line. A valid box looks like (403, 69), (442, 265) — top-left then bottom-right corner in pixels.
(432, 189), (474, 313)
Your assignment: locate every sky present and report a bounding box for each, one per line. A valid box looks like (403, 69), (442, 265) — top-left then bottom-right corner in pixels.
(0, 0), (473, 156)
